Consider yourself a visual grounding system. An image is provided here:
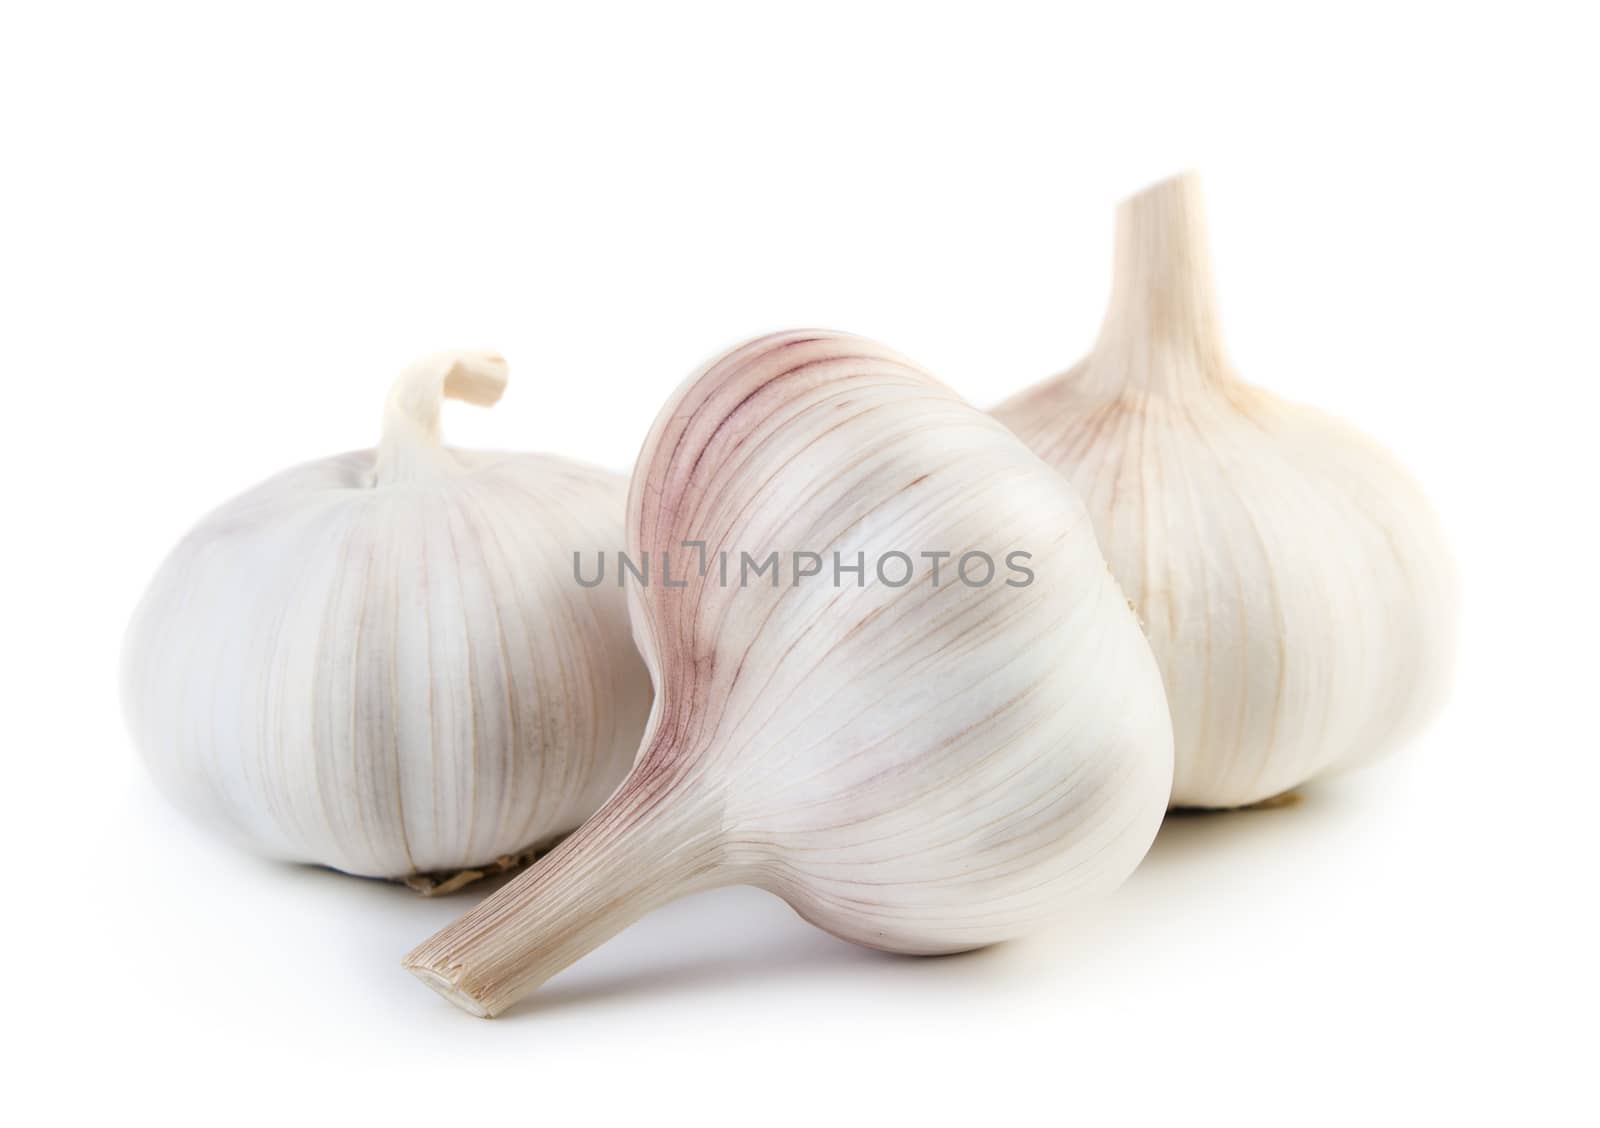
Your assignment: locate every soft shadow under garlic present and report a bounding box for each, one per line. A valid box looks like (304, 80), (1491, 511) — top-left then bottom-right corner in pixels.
(1141, 778), (1361, 873)
(495, 887), (1023, 1021)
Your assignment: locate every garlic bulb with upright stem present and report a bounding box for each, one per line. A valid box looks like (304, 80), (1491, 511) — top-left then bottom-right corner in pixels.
(994, 173), (1457, 809)
(122, 350), (652, 888)
(405, 329), (1174, 1017)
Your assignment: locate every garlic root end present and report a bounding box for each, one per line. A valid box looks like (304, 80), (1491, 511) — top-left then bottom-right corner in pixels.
(398, 839), (553, 896)
(1241, 789), (1303, 811)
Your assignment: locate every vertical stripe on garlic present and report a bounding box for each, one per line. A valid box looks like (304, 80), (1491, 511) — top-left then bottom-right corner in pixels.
(994, 173), (1458, 808)
(121, 351), (652, 885)
(404, 330), (1174, 1017)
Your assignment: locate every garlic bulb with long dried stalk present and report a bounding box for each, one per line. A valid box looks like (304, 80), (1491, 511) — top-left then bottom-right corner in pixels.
(122, 351), (652, 888)
(404, 330), (1174, 1016)
(995, 173), (1457, 809)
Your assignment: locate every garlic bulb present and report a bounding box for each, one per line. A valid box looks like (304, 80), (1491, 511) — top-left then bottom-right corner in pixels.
(994, 173), (1457, 808)
(404, 330), (1174, 1016)
(122, 351), (652, 885)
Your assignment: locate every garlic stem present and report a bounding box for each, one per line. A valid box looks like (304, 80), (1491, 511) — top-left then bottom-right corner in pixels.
(402, 775), (722, 1017)
(373, 350), (509, 485)
(1089, 172), (1229, 395)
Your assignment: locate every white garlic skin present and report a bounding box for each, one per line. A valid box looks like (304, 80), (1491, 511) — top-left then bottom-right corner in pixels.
(122, 352), (652, 879)
(995, 175), (1457, 808)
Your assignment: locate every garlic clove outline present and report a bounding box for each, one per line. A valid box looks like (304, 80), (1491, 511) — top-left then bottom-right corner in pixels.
(121, 350), (653, 883)
(404, 330), (1174, 1016)
(993, 173), (1458, 808)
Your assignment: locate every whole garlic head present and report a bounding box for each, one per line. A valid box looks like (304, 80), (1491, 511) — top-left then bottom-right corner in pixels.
(405, 331), (1174, 1016)
(122, 351), (652, 882)
(995, 174), (1457, 808)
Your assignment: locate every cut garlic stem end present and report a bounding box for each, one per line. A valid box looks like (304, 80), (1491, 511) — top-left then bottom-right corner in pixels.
(373, 349), (509, 485)
(401, 779), (721, 1018)
(1090, 171), (1231, 396)
(408, 967), (494, 1018)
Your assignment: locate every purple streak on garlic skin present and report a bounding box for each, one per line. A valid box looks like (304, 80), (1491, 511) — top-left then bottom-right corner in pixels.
(404, 331), (1173, 1017)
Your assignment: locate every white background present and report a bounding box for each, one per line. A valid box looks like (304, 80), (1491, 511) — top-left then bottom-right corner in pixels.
(2, 2), (1595, 1123)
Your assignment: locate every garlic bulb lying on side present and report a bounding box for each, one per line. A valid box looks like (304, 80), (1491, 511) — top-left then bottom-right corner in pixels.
(405, 330), (1174, 1016)
(122, 351), (652, 887)
(995, 173), (1457, 808)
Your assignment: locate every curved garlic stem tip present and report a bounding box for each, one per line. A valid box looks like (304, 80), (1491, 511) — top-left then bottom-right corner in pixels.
(1095, 171), (1230, 388)
(373, 350), (510, 485)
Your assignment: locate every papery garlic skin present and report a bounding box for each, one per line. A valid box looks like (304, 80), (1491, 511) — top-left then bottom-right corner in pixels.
(405, 331), (1173, 1016)
(995, 174), (1457, 809)
(122, 352), (652, 880)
